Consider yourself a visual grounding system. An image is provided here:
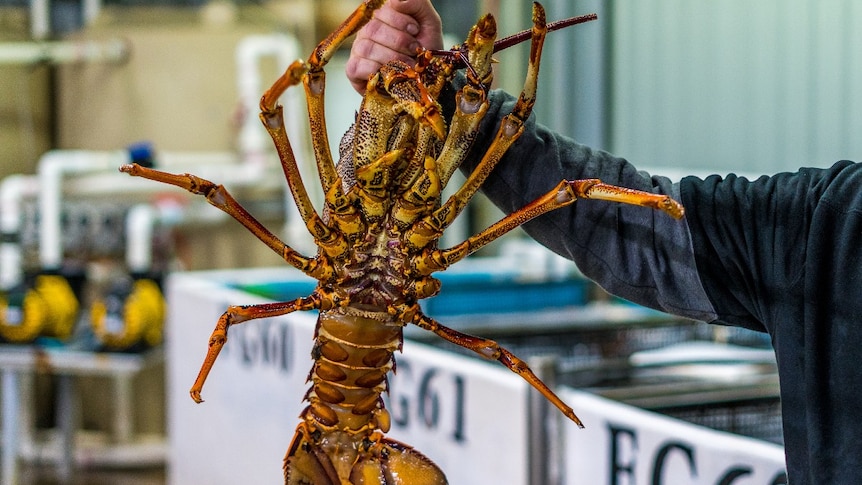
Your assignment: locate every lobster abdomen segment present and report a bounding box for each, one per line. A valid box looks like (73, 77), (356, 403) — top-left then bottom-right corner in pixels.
(305, 308), (401, 432)
(286, 307), (447, 484)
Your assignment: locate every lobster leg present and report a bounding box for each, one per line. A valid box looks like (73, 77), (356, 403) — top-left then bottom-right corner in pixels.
(445, 2), (547, 211)
(406, 3), (549, 248)
(260, 63), (320, 228)
(118, 164), (332, 279)
(432, 14), (601, 185)
(434, 12), (496, 187)
(257, 0), (386, 252)
(263, 0), (386, 197)
(423, 179), (686, 271)
(260, 71), (348, 254)
(191, 295), (325, 403)
(397, 303), (583, 428)
(570, 180), (686, 217)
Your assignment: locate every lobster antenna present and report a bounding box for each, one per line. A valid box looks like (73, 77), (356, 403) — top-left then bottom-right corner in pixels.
(428, 12), (597, 69)
(494, 12), (597, 53)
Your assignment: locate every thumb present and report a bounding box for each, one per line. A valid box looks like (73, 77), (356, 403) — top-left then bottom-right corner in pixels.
(389, 0), (443, 50)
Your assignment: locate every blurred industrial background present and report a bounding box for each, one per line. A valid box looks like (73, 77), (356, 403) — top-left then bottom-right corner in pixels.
(0, 0), (859, 483)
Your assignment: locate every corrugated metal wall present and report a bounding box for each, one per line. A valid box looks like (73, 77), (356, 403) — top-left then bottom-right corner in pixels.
(607, 0), (862, 175)
(535, 0), (611, 152)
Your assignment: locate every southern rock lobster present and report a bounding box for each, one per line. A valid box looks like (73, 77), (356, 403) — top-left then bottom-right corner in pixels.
(121, 0), (684, 483)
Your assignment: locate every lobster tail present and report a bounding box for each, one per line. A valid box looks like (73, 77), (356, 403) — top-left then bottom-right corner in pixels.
(285, 429), (446, 485)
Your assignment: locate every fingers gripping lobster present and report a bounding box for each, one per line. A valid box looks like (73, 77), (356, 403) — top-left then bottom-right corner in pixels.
(121, 1), (684, 483)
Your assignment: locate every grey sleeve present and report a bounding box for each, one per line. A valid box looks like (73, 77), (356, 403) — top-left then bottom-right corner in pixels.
(458, 88), (717, 322)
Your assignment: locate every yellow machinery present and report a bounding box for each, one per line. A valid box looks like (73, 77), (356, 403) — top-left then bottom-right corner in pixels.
(0, 273), (79, 343)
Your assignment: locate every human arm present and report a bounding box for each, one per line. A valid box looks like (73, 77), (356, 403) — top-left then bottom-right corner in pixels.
(679, 161), (862, 332)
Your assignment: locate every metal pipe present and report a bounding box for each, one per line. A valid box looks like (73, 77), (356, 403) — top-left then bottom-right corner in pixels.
(1, 369), (21, 485)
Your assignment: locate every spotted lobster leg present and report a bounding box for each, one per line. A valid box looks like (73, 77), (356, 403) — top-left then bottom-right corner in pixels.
(117, 164), (333, 278)
(423, 179), (686, 270)
(189, 295), (327, 403)
(285, 427), (447, 485)
(393, 302), (582, 428)
(259, 0), (386, 227)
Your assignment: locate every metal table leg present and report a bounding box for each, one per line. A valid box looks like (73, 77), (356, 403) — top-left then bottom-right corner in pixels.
(2, 368), (20, 485)
(55, 375), (76, 482)
(113, 374), (133, 444)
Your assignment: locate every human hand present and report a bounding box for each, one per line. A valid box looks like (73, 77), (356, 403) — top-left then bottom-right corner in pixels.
(346, 0), (444, 94)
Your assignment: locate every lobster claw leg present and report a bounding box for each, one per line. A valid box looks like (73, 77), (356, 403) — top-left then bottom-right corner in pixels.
(398, 302), (584, 429)
(418, 179), (686, 272)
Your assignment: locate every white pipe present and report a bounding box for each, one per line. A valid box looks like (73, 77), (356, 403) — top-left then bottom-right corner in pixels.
(37, 149), (285, 272)
(0, 175), (40, 289)
(58, 151), (257, 199)
(236, 34), (301, 167)
(0, 39), (129, 66)
(125, 204), (155, 274)
(82, 0), (102, 26)
(28, 0), (107, 41)
(38, 150), (132, 270)
(30, 0), (49, 40)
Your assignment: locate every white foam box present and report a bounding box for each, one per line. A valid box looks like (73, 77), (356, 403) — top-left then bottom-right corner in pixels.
(560, 389), (786, 484)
